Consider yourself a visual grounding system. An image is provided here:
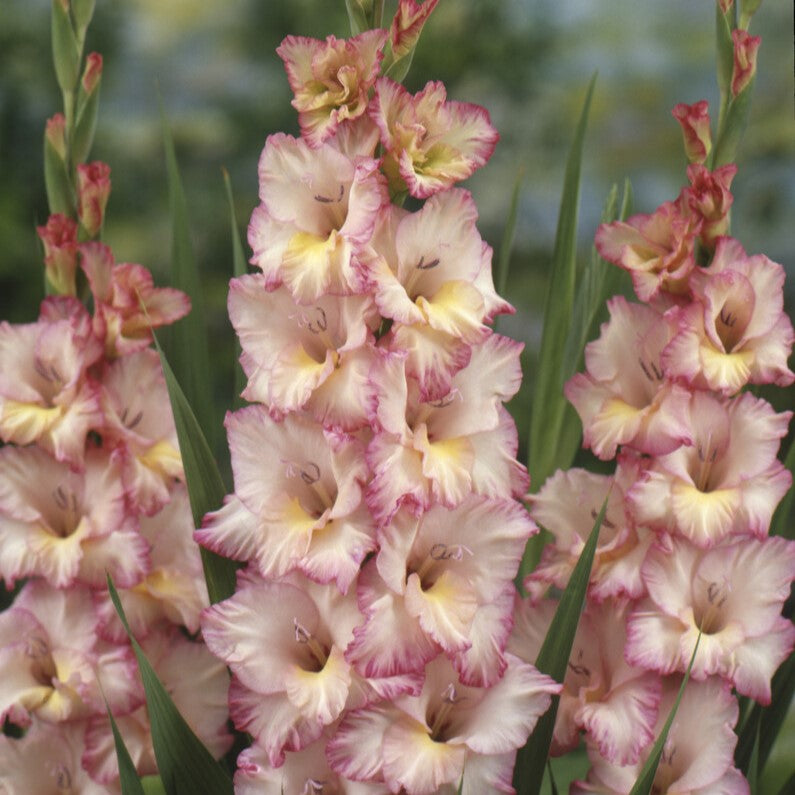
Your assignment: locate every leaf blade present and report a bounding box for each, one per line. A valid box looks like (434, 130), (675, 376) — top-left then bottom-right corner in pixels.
(153, 333), (238, 604)
(513, 494), (607, 794)
(107, 704), (146, 795)
(107, 575), (234, 795)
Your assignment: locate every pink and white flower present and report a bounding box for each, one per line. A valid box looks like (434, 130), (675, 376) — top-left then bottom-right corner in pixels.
(0, 303), (102, 467)
(366, 335), (527, 523)
(327, 655), (560, 794)
(671, 100), (712, 165)
(369, 77), (498, 199)
(564, 296), (692, 460)
(625, 534), (795, 703)
(627, 391), (791, 546)
(278, 30), (388, 147)
(0, 445), (147, 589)
(248, 133), (388, 303)
(594, 201), (700, 303)
(663, 237), (795, 394)
(196, 407), (375, 593)
(572, 678), (747, 795)
(229, 273), (380, 429)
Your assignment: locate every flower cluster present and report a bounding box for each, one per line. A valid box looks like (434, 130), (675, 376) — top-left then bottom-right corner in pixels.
(511, 88), (795, 794)
(0, 161), (232, 789)
(197, 5), (560, 792)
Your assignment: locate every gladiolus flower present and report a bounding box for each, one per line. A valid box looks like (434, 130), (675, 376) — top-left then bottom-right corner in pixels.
(369, 77), (499, 199)
(248, 133), (388, 303)
(627, 391), (791, 546)
(390, 0), (440, 60)
(594, 201), (700, 302)
(671, 100), (712, 164)
(76, 161), (111, 238)
(677, 163), (736, 249)
(572, 678), (746, 795)
(731, 29), (761, 97)
(278, 30), (388, 147)
(564, 296), (692, 460)
(626, 534), (795, 702)
(37, 214), (79, 296)
(662, 237), (795, 394)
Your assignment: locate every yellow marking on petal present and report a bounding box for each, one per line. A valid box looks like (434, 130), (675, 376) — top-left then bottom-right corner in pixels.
(139, 440), (183, 478)
(415, 429), (473, 504)
(700, 344), (753, 393)
(671, 482), (739, 545)
(281, 496), (324, 538)
(0, 400), (63, 444)
(414, 280), (484, 339)
(283, 230), (345, 300)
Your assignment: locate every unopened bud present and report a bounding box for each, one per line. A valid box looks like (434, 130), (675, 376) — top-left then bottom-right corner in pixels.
(731, 29), (760, 97)
(671, 101), (712, 164)
(45, 113), (67, 161)
(81, 52), (103, 94)
(390, 0), (440, 61)
(37, 214), (79, 295)
(77, 161), (111, 237)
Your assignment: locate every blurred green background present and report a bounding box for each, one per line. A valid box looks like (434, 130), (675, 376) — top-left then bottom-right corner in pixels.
(1, 1), (793, 789)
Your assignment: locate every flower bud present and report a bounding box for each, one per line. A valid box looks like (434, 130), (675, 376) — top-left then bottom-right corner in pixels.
(390, 0), (440, 61)
(81, 52), (103, 95)
(45, 113), (67, 161)
(37, 213), (79, 295)
(671, 101), (711, 164)
(77, 161), (111, 237)
(731, 29), (761, 97)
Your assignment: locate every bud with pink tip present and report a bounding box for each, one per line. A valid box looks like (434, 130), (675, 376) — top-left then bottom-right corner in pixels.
(76, 161), (111, 237)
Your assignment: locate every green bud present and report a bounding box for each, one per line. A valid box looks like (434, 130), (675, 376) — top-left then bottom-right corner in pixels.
(71, 0), (96, 39)
(44, 129), (75, 216)
(51, 0), (80, 93)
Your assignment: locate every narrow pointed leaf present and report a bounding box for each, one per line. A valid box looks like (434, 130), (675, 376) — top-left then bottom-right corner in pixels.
(51, 0), (80, 93)
(736, 649), (795, 773)
(712, 84), (753, 168)
(513, 494), (607, 794)
(107, 575), (234, 795)
(222, 168), (248, 410)
(496, 170), (524, 299)
(158, 94), (217, 452)
(746, 715), (760, 795)
(153, 333), (238, 604)
(72, 76), (102, 164)
(345, 0), (369, 35)
(142, 778), (168, 795)
(715, 1), (735, 104)
(107, 704), (146, 795)
(44, 134), (73, 216)
(628, 633), (702, 795)
(770, 437), (794, 539)
(548, 760), (560, 795)
(776, 771), (795, 795)
(527, 74), (596, 492)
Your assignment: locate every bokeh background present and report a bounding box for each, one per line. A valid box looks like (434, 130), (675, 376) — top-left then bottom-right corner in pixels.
(1, 1), (793, 789)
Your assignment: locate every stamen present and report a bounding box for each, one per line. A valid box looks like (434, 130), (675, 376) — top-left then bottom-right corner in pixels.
(416, 543), (473, 581)
(26, 636), (49, 659)
(719, 309), (736, 327)
(416, 256), (440, 270)
(293, 618), (328, 667)
(694, 432), (718, 491)
(313, 184), (344, 204)
(590, 507), (616, 529)
(301, 780), (324, 795)
(429, 683), (459, 740)
(53, 486), (69, 510)
(125, 410), (144, 430)
(54, 763), (72, 791)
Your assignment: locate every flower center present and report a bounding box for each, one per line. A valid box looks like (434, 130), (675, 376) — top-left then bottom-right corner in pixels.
(414, 542), (473, 586)
(428, 682), (459, 742)
(294, 618), (329, 671)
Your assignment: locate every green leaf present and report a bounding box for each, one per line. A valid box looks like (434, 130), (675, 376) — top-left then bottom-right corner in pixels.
(775, 771), (795, 795)
(496, 169), (524, 300)
(714, 1), (735, 104)
(345, 0), (370, 35)
(141, 778), (168, 795)
(385, 49), (416, 84)
(153, 333), (238, 604)
(628, 634), (702, 795)
(107, 704), (146, 795)
(71, 0), (96, 40)
(51, 0), (80, 94)
(107, 575), (234, 795)
(547, 760), (560, 795)
(527, 74), (596, 489)
(770, 437), (794, 539)
(43, 133), (74, 217)
(513, 494), (607, 794)
(711, 82), (754, 168)
(521, 75), (596, 583)
(736, 649), (795, 775)
(158, 94), (217, 453)
(72, 73), (101, 164)
(222, 168), (248, 410)
(746, 714), (761, 795)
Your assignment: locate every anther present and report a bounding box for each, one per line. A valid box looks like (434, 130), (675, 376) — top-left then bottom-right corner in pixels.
(590, 507), (616, 529)
(416, 256), (440, 270)
(54, 763), (72, 790)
